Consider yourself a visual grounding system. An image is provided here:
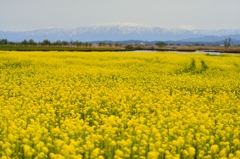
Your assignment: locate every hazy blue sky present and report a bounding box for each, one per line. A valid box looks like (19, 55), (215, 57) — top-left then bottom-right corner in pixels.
(1, 0), (240, 31)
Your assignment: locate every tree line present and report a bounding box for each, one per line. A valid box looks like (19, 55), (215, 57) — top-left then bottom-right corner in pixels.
(0, 39), (124, 48)
(0, 38), (235, 49)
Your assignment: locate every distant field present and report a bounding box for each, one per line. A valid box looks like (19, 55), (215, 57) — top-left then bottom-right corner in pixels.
(0, 51), (240, 159)
(164, 46), (240, 53)
(1, 45), (240, 53)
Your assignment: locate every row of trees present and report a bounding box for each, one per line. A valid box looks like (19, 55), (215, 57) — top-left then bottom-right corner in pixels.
(224, 38), (231, 49)
(0, 39), (124, 48)
(0, 39), (93, 47)
(0, 38), (234, 49)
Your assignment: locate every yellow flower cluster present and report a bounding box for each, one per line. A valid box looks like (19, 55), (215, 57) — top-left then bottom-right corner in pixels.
(0, 51), (240, 159)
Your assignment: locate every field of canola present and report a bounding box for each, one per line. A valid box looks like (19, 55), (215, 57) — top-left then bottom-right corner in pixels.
(0, 51), (240, 159)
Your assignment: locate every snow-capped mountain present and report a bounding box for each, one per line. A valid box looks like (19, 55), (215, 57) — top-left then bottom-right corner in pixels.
(190, 29), (240, 36)
(0, 23), (240, 42)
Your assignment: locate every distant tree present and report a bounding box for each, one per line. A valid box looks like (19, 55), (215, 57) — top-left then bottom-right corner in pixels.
(156, 41), (167, 48)
(42, 39), (51, 46)
(114, 43), (120, 48)
(62, 41), (68, 46)
(79, 41), (83, 47)
(75, 41), (83, 47)
(21, 39), (28, 46)
(85, 42), (89, 48)
(53, 40), (62, 46)
(102, 42), (106, 48)
(98, 42), (102, 48)
(0, 39), (8, 45)
(125, 44), (134, 50)
(9, 41), (15, 45)
(88, 43), (92, 48)
(224, 38), (231, 49)
(28, 39), (36, 45)
(135, 46), (143, 50)
(55, 40), (63, 46)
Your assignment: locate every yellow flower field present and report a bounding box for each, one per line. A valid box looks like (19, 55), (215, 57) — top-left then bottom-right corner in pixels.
(0, 51), (240, 159)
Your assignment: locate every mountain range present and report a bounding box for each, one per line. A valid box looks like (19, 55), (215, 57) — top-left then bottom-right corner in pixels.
(0, 23), (240, 44)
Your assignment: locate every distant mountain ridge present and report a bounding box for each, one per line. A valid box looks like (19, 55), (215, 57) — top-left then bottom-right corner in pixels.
(0, 24), (240, 43)
(182, 35), (240, 42)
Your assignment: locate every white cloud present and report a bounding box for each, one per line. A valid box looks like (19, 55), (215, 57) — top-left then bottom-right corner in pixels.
(179, 25), (201, 30)
(93, 22), (143, 27)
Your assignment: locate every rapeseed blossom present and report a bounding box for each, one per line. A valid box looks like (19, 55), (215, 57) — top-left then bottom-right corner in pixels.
(0, 51), (240, 158)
